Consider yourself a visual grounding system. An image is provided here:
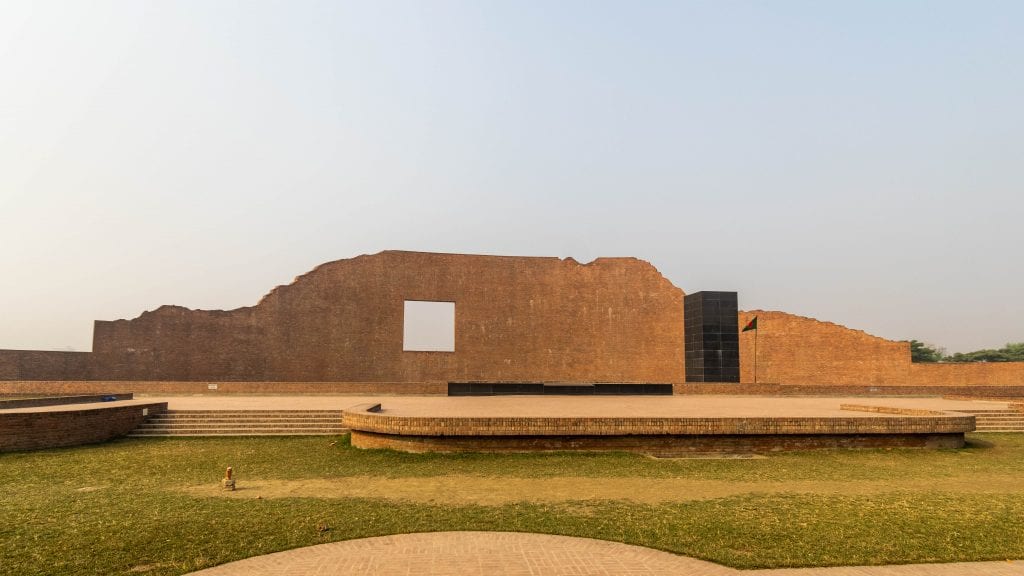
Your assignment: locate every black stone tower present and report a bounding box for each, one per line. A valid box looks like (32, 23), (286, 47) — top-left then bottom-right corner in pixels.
(684, 291), (740, 382)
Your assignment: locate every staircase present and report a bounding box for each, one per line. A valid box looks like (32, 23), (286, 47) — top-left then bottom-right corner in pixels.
(953, 406), (1024, 432)
(128, 409), (348, 437)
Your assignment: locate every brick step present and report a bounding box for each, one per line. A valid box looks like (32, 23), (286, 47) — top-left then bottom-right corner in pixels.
(130, 408), (349, 436)
(970, 414), (1024, 420)
(975, 417), (1024, 423)
(130, 426), (346, 430)
(157, 411), (343, 416)
(161, 407), (346, 412)
(953, 412), (1024, 417)
(145, 417), (342, 424)
(131, 426), (346, 431)
(128, 426), (348, 435)
(134, 422), (346, 428)
(136, 422), (344, 430)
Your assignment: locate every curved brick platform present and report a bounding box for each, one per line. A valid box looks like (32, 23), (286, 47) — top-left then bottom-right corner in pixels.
(343, 396), (975, 455)
(0, 399), (167, 452)
(182, 531), (1024, 576)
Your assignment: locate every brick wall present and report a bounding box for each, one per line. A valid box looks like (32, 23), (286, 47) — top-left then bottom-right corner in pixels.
(737, 310), (910, 385)
(0, 350), (92, 380)
(0, 381), (447, 396)
(674, 383), (1024, 397)
(2, 251), (1022, 390)
(0, 394), (133, 408)
(5, 380), (1024, 397)
(0, 402), (167, 452)
(736, 310), (1024, 386)
(908, 362), (1024, 386)
(87, 251), (685, 383)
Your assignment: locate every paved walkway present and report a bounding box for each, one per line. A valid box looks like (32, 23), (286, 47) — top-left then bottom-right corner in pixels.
(184, 532), (1024, 576)
(133, 394), (1013, 417)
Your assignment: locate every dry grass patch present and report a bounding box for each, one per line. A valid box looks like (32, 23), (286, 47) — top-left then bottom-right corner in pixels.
(179, 474), (1024, 505)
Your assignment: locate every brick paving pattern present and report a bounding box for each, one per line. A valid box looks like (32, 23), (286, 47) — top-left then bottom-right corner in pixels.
(183, 532), (1024, 576)
(141, 394), (1012, 416)
(185, 532), (735, 576)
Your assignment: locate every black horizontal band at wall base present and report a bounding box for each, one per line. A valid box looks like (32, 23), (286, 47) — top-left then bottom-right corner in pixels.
(447, 383), (674, 396)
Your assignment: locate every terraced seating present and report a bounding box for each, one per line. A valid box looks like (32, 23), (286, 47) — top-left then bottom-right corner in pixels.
(952, 406), (1024, 432)
(128, 409), (348, 436)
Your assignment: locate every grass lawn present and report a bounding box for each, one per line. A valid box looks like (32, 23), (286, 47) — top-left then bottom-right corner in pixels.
(2, 433), (1024, 575)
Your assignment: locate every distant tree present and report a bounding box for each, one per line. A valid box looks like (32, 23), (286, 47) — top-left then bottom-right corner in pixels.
(909, 340), (945, 363)
(947, 350), (1007, 362)
(1004, 343), (1024, 361)
(945, 342), (1024, 363)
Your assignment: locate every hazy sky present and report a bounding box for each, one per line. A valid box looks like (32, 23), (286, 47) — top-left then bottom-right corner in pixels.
(2, 1), (1022, 354)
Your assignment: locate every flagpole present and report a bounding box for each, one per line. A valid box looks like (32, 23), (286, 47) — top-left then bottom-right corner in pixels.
(742, 316), (758, 384)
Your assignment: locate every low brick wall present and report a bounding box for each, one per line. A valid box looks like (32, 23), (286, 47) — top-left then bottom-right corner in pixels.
(0, 402), (167, 452)
(0, 393), (133, 409)
(6, 380), (1024, 399)
(673, 383), (1024, 397)
(0, 349), (92, 381)
(0, 381), (447, 396)
(839, 404), (947, 416)
(351, 430), (966, 454)
(909, 362), (1024, 386)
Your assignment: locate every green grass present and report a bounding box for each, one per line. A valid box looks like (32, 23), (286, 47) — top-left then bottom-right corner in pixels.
(2, 434), (1024, 575)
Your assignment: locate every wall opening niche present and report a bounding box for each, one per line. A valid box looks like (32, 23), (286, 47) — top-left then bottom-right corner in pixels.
(403, 301), (455, 352)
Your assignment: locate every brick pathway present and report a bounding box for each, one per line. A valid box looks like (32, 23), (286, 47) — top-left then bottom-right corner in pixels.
(136, 394), (1014, 418)
(184, 532), (1024, 576)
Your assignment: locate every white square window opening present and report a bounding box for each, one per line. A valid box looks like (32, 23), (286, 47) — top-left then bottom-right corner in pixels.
(403, 301), (455, 352)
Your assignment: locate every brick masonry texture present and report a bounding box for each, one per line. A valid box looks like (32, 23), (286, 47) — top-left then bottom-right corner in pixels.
(350, 431), (966, 454)
(6, 380), (1024, 398)
(839, 404), (948, 416)
(343, 404), (971, 454)
(22, 251), (684, 383)
(737, 310), (1024, 386)
(180, 531), (1024, 576)
(0, 401), (167, 452)
(674, 383), (1024, 396)
(0, 393), (133, 408)
(0, 380), (447, 396)
(184, 531), (741, 576)
(0, 349), (91, 381)
(343, 408), (974, 436)
(1, 251), (1023, 388)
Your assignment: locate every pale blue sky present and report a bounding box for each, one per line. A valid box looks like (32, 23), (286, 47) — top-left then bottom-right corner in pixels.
(1, 1), (1021, 354)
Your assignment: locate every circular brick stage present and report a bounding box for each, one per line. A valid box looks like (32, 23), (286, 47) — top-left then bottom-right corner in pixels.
(342, 396), (976, 455)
